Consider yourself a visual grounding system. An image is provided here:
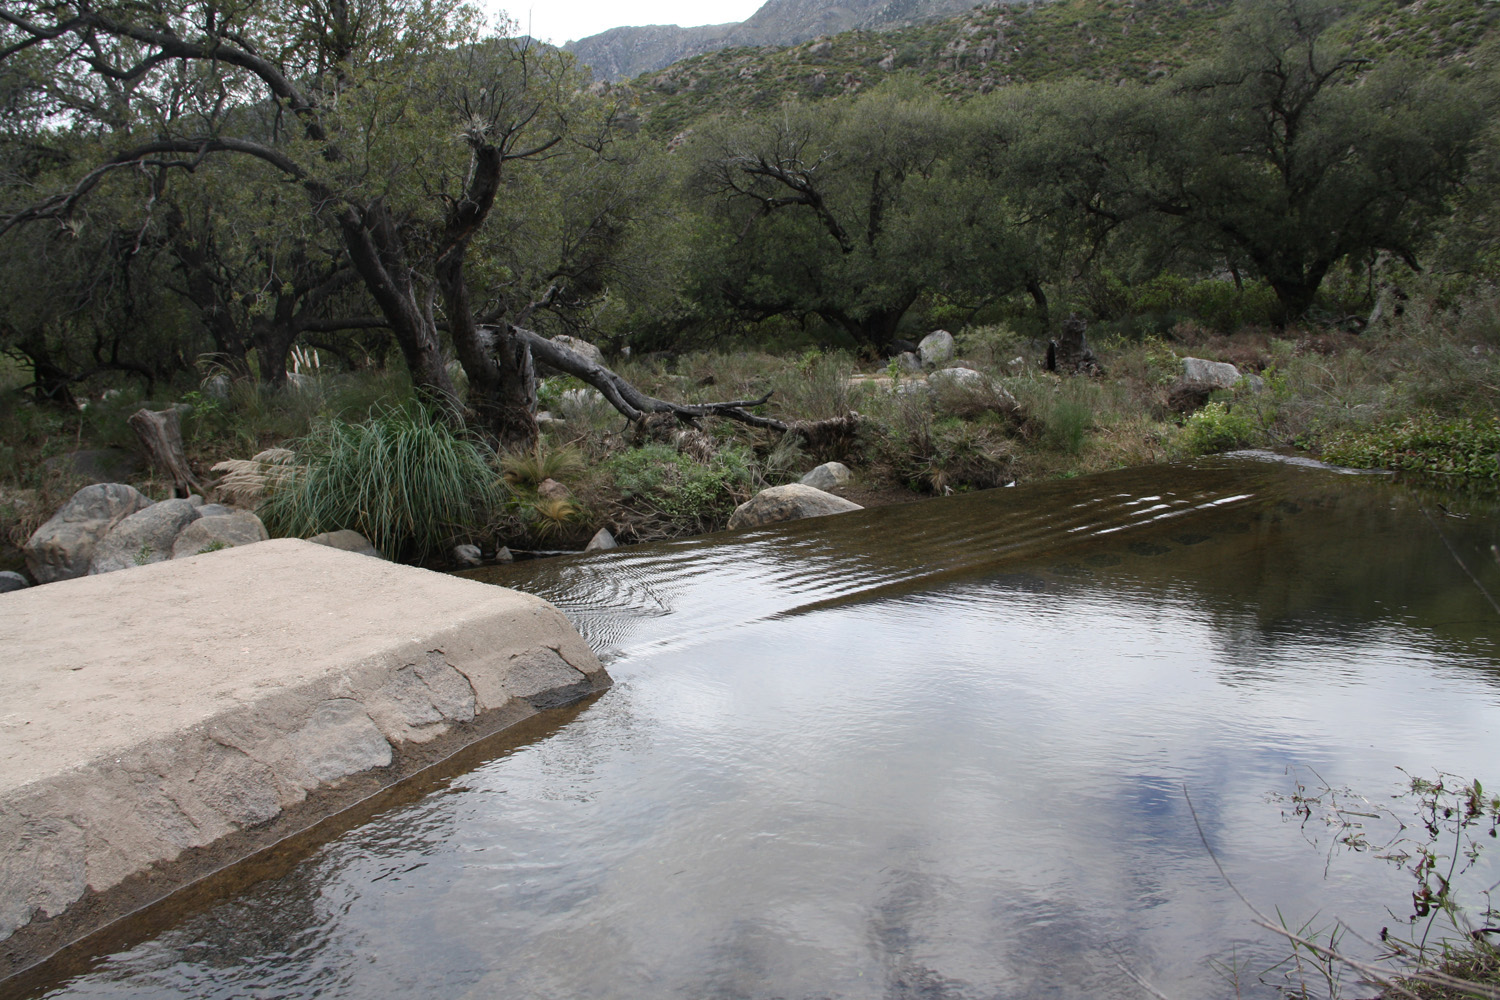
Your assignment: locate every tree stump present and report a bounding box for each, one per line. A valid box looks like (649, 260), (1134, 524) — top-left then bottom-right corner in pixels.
(1045, 314), (1102, 375)
(128, 407), (206, 498)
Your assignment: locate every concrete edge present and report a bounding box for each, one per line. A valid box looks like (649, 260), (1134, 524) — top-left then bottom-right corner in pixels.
(0, 593), (609, 979)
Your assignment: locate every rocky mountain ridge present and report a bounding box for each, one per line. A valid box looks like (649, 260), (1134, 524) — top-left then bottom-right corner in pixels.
(565, 0), (988, 81)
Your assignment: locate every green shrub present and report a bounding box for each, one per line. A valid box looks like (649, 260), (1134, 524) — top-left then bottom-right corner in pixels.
(1321, 414), (1500, 482)
(259, 402), (503, 560)
(605, 442), (755, 532)
(1180, 401), (1255, 455)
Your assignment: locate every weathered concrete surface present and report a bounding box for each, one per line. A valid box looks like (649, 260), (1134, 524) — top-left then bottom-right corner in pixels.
(0, 538), (607, 954)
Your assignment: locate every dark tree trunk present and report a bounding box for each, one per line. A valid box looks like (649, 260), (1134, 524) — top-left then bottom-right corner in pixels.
(15, 337), (78, 408)
(1026, 277), (1050, 328)
(129, 407), (205, 497)
(336, 202), (463, 419)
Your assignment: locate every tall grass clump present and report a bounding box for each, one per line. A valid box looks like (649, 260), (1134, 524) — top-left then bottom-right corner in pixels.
(259, 402), (502, 561)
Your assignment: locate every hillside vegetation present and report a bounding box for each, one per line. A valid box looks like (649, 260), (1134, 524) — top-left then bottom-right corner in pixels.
(618, 0), (1497, 137)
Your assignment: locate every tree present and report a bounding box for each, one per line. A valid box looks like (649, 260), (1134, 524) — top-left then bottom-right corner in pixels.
(1144, 0), (1484, 322)
(0, 0), (619, 444)
(688, 83), (1028, 347)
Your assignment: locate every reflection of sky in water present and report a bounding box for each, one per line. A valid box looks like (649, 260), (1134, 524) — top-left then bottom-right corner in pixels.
(35, 463), (1500, 1000)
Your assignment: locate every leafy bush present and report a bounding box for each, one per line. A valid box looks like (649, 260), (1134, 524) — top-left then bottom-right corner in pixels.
(1321, 414), (1500, 482)
(1180, 401), (1255, 455)
(605, 442), (755, 532)
(259, 403), (503, 560)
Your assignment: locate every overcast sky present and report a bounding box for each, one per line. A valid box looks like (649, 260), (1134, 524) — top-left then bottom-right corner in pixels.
(494, 0), (765, 46)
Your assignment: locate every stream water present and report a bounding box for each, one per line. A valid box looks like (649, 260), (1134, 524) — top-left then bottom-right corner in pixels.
(15, 456), (1500, 1000)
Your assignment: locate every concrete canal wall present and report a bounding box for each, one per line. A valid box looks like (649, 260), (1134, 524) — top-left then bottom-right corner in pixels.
(0, 539), (608, 970)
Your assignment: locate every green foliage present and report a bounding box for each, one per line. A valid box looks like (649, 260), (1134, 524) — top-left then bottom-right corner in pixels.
(500, 444), (585, 489)
(1321, 414), (1500, 481)
(1041, 386), (1096, 456)
(604, 443), (755, 532)
(259, 403), (502, 561)
(1180, 401), (1256, 455)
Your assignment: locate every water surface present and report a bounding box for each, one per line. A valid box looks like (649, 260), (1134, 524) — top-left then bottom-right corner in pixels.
(22, 458), (1500, 1000)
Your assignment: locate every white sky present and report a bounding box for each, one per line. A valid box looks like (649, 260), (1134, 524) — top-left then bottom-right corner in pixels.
(494, 0), (765, 46)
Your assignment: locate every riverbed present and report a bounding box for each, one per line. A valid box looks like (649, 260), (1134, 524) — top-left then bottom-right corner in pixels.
(15, 457), (1500, 999)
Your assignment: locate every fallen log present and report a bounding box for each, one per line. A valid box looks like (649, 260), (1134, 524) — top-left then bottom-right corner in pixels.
(505, 325), (860, 446)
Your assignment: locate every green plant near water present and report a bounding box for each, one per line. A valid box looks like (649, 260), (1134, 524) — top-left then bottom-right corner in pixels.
(258, 403), (503, 561)
(605, 442), (755, 533)
(1181, 401), (1256, 455)
(1262, 770), (1500, 998)
(1322, 414), (1500, 482)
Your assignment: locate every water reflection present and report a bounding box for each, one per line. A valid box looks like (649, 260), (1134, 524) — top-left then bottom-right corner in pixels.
(25, 459), (1500, 1000)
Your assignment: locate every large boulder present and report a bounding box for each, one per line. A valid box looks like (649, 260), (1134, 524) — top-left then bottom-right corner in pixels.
(1180, 357), (1247, 390)
(726, 484), (863, 531)
(307, 529), (382, 558)
(171, 511), (270, 559)
(918, 330), (955, 367)
(799, 462), (852, 492)
(89, 498), (201, 574)
(24, 483), (152, 583)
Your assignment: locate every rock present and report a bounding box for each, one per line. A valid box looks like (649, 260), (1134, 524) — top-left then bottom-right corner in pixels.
(0, 571), (28, 593)
(537, 478), (570, 501)
(550, 335), (605, 367)
(453, 543), (483, 567)
(584, 528), (618, 552)
(307, 529), (382, 558)
(41, 448), (146, 485)
(536, 411), (566, 428)
(1180, 357), (1247, 390)
(726, 483), (864, 531)
(170, 512), (270, 559)
(202, 374), (232, 400)
(195, 503), (238, 518)
(799, 462), (852, 492)
(897, 351), (923, 373)
(494, 546), (515, 564)
(89, 499), (202, 574)
(918, 330), (955, 367)
(24, 483), (153, 583)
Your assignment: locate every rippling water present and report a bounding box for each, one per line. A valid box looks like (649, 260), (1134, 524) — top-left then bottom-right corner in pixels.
(19, 457), (1500, 1000)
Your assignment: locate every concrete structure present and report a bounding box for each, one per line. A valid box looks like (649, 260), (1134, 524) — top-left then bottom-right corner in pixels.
(0, 539), (608, 972)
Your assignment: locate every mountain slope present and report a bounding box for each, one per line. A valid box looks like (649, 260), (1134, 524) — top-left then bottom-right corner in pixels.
(616, 0), (1497, 138)
(565, 0), (984, 81)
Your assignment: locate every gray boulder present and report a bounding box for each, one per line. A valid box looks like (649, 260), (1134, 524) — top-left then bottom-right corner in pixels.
(307, 529), (382, 558)
(452, 543), (483, 567)
(798, 462), (852, 492)
(1180, 357), (1260, 391)
(918, 329), (955, 367)
(897, 351), (923, 373)
(24, 483), (152, 583)
(0, 570), (29, 593)
(726, 484), (864, 531)
(551, 335), (605, 367)
(494, 546), (515, 564)
(171, 512), (270, 559)
(584, 527), (618, 552)
(89, 499), (201, 574)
